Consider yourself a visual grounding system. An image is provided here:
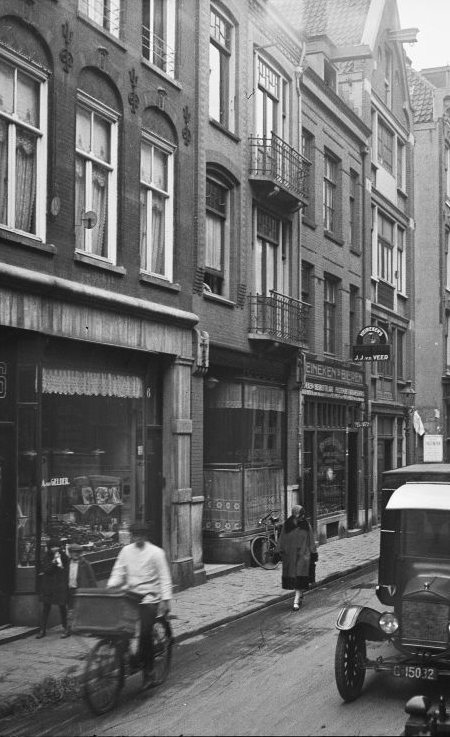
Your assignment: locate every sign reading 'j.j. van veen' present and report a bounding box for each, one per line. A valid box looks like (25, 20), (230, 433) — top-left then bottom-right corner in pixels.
(352, 325), (391, 362)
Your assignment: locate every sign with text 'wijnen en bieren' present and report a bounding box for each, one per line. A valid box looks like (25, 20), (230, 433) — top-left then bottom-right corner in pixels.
(352, 325), (390, 362)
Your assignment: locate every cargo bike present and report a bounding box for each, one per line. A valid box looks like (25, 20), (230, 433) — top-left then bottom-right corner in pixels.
(73, 588), (173, 715)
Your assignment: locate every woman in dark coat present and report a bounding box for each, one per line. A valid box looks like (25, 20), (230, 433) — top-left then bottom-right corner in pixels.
(278, 504), (318, 610)
(36, 538), (69, 638)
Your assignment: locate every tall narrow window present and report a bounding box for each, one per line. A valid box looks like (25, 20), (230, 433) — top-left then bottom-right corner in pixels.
(396, 330), (404, 380)
(302, 129), (314, 221)
(397, 140), (405, 189)
(255, 209), (283, 296)
(349, 170), (359, 249)
(324, 276), (337, 354)
(349, 285), (359, 348)
(255, 57), (283, 139)
(385, 46), (393, 108)
(205, 177), (228, 295)
(75, 98), (118, 261)
(323, 152), (337, 233)
(397, 227), (405, 293)
(378, 212), (394, 283)
(446, 230), (450, 289)
(377, 119), (394, 173)
(0, 54), (48, 238)
(446, 146), (450, 200)
(79, 0), (121, 38)
(142, 0), (176, 77)
(140, 134), (174, 279)
(209, 6), (234, 131)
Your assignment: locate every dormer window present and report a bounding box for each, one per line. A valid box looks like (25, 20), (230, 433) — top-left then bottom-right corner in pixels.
(324, 59), (337, 92)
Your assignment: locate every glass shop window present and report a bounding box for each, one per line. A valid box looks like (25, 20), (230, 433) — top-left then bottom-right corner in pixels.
(39, 368), (144, 558)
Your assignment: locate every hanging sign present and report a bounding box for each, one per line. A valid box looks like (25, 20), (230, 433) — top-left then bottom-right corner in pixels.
(352, 325), (390, 362)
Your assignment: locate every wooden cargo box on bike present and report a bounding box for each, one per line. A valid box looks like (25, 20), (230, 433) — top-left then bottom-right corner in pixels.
(72, 588), (139, 636)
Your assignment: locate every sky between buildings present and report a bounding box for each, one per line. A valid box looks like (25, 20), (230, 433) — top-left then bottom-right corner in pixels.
(397, 0), (450, 71)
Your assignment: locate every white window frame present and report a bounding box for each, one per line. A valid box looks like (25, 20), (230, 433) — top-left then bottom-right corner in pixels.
(209, 5), (235, 132)
(79, 0), (122, 38)
(447, 315), (450, 367)
(397, 226), (405, 294)
(254, 208), (287, 296)
(446, 146), (450, 200)
(377, 212), (394, 284)
(140, 131), (175, 281)
(75, 92), (118, 263)
(254, 55), (287, 140)
(142, 0), (176, 78)
(205, 174), (230, 297)
(377, 118), (394, 174)
(323, 152), (338, 233)
(0, 49), (48, 241)
(396, 139), (405, 190)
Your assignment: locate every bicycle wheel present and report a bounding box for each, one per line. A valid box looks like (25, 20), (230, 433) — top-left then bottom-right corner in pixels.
(149, 617), (173, 687)
(84, 638), (124, 715)
(250, 535), (280, 569)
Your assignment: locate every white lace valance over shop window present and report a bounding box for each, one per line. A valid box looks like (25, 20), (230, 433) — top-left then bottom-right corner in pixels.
(42, 368), (143, 398)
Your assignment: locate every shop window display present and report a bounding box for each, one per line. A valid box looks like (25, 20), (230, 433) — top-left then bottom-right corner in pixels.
(17, 369), (144, 567)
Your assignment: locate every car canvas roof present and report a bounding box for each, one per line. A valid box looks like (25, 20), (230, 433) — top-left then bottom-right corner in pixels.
(384, 464), (450, 477)
(386, 482), (450, 510)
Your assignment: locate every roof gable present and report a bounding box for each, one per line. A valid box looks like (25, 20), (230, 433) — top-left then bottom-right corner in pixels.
(271, 0), (372, 46)
(407, 65), (436, 124)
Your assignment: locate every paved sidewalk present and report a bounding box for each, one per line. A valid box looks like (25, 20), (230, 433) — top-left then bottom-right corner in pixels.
(0, 527), (380, 719)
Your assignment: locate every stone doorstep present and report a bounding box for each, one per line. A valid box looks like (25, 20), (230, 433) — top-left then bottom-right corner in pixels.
(0, 625), (39, 645)
(204, 563), (244, 580)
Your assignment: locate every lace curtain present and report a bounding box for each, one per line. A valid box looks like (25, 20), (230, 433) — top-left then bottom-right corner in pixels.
(15, 129), (36, 233)
(151, 192), (165, 274)
(42, 368), (143, 398)
(205, 212), (222, 271)
(0, 120), (7, 225)
(75, 157), (85, 250)
(91, 164), (108, 256)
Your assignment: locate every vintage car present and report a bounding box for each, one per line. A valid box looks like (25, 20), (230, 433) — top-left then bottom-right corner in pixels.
(334, 480), (450, 702)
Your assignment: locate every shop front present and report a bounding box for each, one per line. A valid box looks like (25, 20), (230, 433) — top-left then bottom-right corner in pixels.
(202, 376), (286, 564)
(301, 358), (365, 542)
(0, 270), (199, 626)
(3, 335), (165, 625)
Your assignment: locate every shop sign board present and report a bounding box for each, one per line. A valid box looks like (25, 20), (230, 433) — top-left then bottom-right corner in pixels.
(304, 358), (365, 401)
(423, 435), (443, 463)
(352, 325), (390, 362)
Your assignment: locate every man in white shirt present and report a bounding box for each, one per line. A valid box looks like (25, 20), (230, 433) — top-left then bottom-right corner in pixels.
(107, 521), (172, 689)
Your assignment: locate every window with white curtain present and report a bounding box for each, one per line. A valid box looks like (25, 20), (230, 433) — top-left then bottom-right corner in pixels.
(75, 96), (118, 262)
(142, 0), (176, 77)
(140, 133), (174, 279)
(78, 0), (122, 38)
(0, 52), (48, 239)
(205, 176), (229, 296)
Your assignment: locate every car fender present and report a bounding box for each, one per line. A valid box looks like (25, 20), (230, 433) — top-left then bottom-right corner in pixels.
(336, 605), (385, 641)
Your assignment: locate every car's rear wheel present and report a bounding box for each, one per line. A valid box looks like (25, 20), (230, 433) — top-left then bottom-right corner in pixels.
(335, 628), (366, 702)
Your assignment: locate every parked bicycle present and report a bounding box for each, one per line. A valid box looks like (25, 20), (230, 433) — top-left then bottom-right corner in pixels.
(73, 589), (173, 715)
(250, 510), (282, 569)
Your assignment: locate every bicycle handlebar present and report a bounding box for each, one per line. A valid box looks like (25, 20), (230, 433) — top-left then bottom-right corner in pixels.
(258, 510), (280, 524)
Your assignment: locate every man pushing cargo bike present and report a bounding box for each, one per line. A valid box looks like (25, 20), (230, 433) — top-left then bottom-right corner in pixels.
(73, 521), (173, 714)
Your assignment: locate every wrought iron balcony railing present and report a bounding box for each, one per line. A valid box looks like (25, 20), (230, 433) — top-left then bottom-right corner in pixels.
(248, 132), (310, 203)
(142, 26), (175, 76)
(248, 291), (310, 346)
